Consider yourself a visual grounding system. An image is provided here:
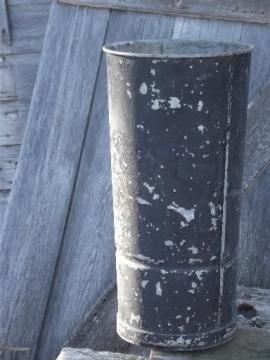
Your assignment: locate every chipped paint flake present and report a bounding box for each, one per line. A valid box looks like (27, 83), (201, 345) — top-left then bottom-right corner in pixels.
(143, 182), (155, 193)
(168, 97), (181, 109)
(150, 68), (156, 76)
(188, 246), (198, 254)
(156, 282), (162, 296)
(196, 270), (207, 281)
(151, 99), (163, 110)
(189, 258), (203, 264)
(198, 125), (206, 134)
(209, 201), (218, 230)
(137, 197), (152, 206)
(167, 202), (195, 223)
(164, 240), (174, 247)
(197, 100), (204, 111)
(150, 81), (160, 94)
(153, 193), (160, 200)
(139, 82), (148, 95)
(141, 280), (149, 289)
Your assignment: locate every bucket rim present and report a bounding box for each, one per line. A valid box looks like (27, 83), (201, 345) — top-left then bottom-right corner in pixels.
(103, 39), (253, 59)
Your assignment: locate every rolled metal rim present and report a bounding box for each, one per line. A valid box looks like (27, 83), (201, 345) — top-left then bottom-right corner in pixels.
(103, 39), (253, 59)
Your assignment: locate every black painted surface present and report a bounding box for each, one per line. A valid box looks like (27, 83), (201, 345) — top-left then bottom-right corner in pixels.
(104, 40), (251, 350)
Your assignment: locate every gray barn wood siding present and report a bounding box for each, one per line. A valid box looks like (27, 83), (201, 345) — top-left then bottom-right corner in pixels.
(1, 1), (270, 359)
(0, 0), (50, 229)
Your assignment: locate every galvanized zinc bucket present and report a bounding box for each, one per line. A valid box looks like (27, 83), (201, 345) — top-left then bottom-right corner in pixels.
(103, 40), (252, 351)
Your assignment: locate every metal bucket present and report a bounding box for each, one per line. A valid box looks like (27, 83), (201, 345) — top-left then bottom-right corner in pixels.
(103, 40), (252, 351)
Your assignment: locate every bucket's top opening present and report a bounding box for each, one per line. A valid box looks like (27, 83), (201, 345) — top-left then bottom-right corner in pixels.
(103, 39), (253, 59)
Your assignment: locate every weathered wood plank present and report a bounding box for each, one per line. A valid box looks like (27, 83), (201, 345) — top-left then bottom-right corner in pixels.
(0, 2), (50, 55)
(0, 157), (16, 189)
(242, 84), (270, 189)
(0, 146), (20, 189)
(0, 3), (110, 360)
(58, 0), (270, 25)
(67, 285), (270, 353)
(0, 105), (27, 145)
(0, 190), (9, 230)
(36, 9), (176, 360)
(58, 348), (145, 360)
(67, 287), (128, 353)
(0, 53), (41, 100)
(58, 328), (270, 360)
(238, 286), (270, 329)
(0, 0), (11, 46)
(239, 165), (270, 289)
(237, 84), (270, 288)
(151, 328), (270, 359)
(8, 0), (50, 5)
(58, 348), (107, 360)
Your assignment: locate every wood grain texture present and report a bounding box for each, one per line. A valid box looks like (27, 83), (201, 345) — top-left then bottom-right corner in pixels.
(0, 190), (9, 230)
(238, 286), (270, 329)
(0, 0), (11, 46)
(67, 285), (270, 353)
(239, 166), (270, 289)
(58, 348), (145, 360)
(58, 0), (270, 24)
(0, 53), (41, 100)
(0, 3), (110, 360)
(36, 9), (175, 360)
(0, 99), (29, 146)
(0, 2), (50, 55)
(0, 145), (20, 189)
(150, 328), (270, 359)
(66, 286), (128, 353)
(238, 84), (270, 288)
(242, 84), (270, 189)
(0, 1), (50, 217)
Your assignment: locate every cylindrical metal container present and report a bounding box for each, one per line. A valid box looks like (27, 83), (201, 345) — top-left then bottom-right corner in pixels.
(103, 40), (252, 351)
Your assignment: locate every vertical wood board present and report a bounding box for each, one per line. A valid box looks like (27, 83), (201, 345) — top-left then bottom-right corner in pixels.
(36, 9), (176, 360)
(0, 3), (110, 360)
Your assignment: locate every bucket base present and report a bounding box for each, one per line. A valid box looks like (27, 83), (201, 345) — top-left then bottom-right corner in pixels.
(117, 320), (236, 351)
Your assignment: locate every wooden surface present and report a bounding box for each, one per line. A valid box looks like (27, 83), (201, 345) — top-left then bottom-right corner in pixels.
(238, 84), (270, 288)
(150, 328), (270, 359)
(57, 328), (270, 359)
(0, 0), (50, 227)
(36, 9), (175, 360)
(0, 2), (109, 360)
(3, 3), (270, 360)
(0, 0), (10, 46)
(66, 285), (270, 354)
(59, 0), (270, 24)
(58, 348), (144, 360)
(67, 286), (129, 354)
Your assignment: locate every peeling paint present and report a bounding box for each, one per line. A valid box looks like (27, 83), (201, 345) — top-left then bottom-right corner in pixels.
(137, 197), (152, 206)
(143, 182), (155, 193)
(156, 282), (162, 296)
(139, 82), (148, 95)
(164, 240), (174, 247)
(197, 100), (204, 111)
(168, 97), (181, 109)
(167, 202), (195, 223)
(198, 124), (206, 134)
